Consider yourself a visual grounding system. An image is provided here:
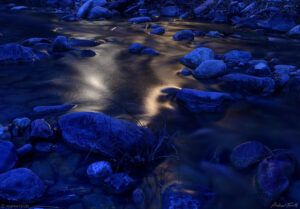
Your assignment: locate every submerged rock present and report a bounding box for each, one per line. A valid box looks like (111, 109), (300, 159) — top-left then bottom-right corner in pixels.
(33, 104), (75, 114)
(173, 30), (194, 41)
(230, 141), (269, 169)
(222, 73), (275, 96)
(58, 112), (155, 158)
(104, 173), (135, 194)
(163, 184), (215, 209)
(224, 50), (252, 66)
(0, 168), (45, 203)
(176, 88), (234, 113)
(0, 43), (39, 64)
(128, 43), (146, 54)
(206, 30), (221, 38)
(181, 47), (215, 69)
(87, 161), (113, 179)
(0, 140), (18, 173)
(30, 119), (54, 140)
(193, 60), (227, 79)
(128, 17), (152, 24)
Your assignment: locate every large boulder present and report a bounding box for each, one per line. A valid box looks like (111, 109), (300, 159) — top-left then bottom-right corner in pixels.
(222, 73), (275, 96)
(224, 50), (252, 66)
(173, 30), (194, 41)
(58, 112), (155, 158)
(288, 25), (300, 38)
(176, 88), (234, 113)
(0, 140), (18, 173)
(181, 47), (215, 69)
(193, 60), (227, 79)
(0, 43), (39, 64)
(163, 184), (215, 209)
(88, 6), (112, 19)
(0, 168), (45, 203)
(77, 0), (94, 18)
(161, 6), (180, 17)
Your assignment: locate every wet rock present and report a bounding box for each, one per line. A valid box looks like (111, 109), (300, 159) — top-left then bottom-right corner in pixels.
(128, 17), (152, 24)
(173, 30), (194, 41)
(17, 144), (32, 157)
(58, 112), (155, 158)
(81, 49), (96, 57)
(230, 141), (269, 169)
(128, 43), (146, 54)
(77, 0), (94, 18)
(52, 36), (70, 52)
(180, 69), (192, 76)
(88, 6), (112, 19)
(30, 119), (54, 140)
(181, 47), (215, 69)
(21, 38), (52, 46)
(288, 25), (300, 38)
(151, 27), (165, 35)
(13, 117), (31, 130)
(193, 60), (227, 79)
(69, 39), (101, 47)
(0, 140), (18, 173)
(258, 13), (296, 32)
(222, 73), (275, 96)
(176, 88), (234, 113)
(104, 173), (135, 194)
(206, 30), (221, 38)
(0, 125), (11, 140)
(161, 6), (179, 17)
(0, 168), (45, 203)
(0, 43), (39, 64)
(87, 161), (113, 179)
(247, 62), (271, 77)
(224, 50), (252, 66)
(141, 48), (159, 55)
(33, 104), (75, 114)
(163, 184), (215, 209)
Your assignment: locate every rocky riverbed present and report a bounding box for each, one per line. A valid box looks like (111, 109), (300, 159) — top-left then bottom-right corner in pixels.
(0, 1), (300, 209)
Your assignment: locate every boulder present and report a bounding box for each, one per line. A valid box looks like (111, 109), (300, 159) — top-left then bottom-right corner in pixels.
(128, 43), (146, 54)
(30, 119), (54, 140)
(161, 6), (180, 17)
(87, 161), (113, 179)
(181, 47), (215, 69)
(0, 43), (39, 64)
(222, 73), (275, 96)
(288, 25), (300, 38)
(151, 27), (165, 35)
(88, 6), (112, 19)
(128, 17), (152, 24)
(0, 168), (45, 203)
(77, 0), (94, 18)
(0, 140), (18, 173)
(176, 88), (234, 113)
(52, 36), (70, 52)
(104, 173), (135, 194)
(58, 112), (155, 158)
(173, 30), (194, 41)
(224, 50), (252, 66)
(33, 104), (75, 114)
(193, 60), (227, 79)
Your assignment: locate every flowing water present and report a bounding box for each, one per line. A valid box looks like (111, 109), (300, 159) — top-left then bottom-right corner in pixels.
(1, 8), (300, 209)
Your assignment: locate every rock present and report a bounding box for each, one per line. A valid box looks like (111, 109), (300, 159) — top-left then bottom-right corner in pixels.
(13, 117), (31, 129)
(58, 112), (155, 158)
(81, 49), (96, 57)
(193, 60), (227, 79)
(230, 141), (269, 169)
(88, 6), (112, 19)
(248, 62), (271, 77)
(0, 43), (39, 64)
(61, 14), (77, 22)
(173, 30), (194, 41)
(52, 36), (70, 52)
(17, 144), (32, 157)
(180, 69), (192, 76)
(259, 13), (296, 32)
(128, 43), (146, 54)
(151, 27), (165, 35)
(224, 50), (252, 66)
(273, 69), (291, 89)
(77, 0), (94, 18)
(34, 142), (54, 152)
(0, 125), (11, 140)
(288, 25), (300, 38)
(274, 65), (296, 74)
(176, 88), (234, 113)
(33, 104), (75, 114)
(93, 0), (107, 7)
(132, 188), (144, 204)
(21, 38), (51, 47)
(222, 73), (275, 96)
(30, 119), (54, 140)
(193, 30), (205, 37)
(0, 140), (18, 173)
(206, 30), (221, 38)
(128, 17), (152, 24)
(161, 6), (179, 17)
(163, 184), (215, 209)
(141, 48), (159, 55)
(69, 39), (101, 47)
(194, 0), (214, 16)
(181, 47), (215, 69)
(104, 173), (135, 194)
(87, 161), (113, 179)
(0, 168), (45, 203)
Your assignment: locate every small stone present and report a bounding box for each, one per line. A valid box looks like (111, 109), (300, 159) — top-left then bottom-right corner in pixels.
(224, 50), (252, 66)
(128, 43), (146, 54)
(87, 161), (113, 179)
(141, 48), (159, 55)
(81, 50), (96, 57)
(30, 119), (54, 140)
(193, 60), (227, 79)
(34, 142), (54, 152)
(0, 125), (11, 140)
(132, 188), (144, 204)
(13, 117), (31, 130)
(179, 69), (192, 76)
(173, 30), (194, 41)
(151, 27), (165, 35)
(128, 17), (152, 24)
(206, 31), (221, 38)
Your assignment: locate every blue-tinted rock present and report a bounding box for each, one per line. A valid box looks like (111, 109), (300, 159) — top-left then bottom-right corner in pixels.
(206, 30), (221, 38)
(33, 104), (75, 114)
(69, 39), (101, 47)
(259, 13), (296, 32)
(11, 6), (28, 11)
(88, 6), (112, 19)
(128, 43), (146, 54)
(52, 36), (70, 52)
(61, 14), (77, 22)
(141, 48), (159, 55)
(132, 188), (144, 204)
(161, 6), (179, 17)
(0, 168), (45, 203)
(193, 30), (205, 37)
(224, 50), (252, 66)
(163, 184), (215, 209)
(180, 69), (192, 76)
(0, 43), (39, 64)
(17, 144), (32, 157)
(77, 0), (93, 18)
(128, 17), (152, 24)
(104, 173), (135, 194)
(194, 60), (227, 79)
(0, 140), (18, 173)
(21, 38), (51, 47)
(58, 112), (155, 158)
(288, 25), (300, 38)
(181, 47), (215, 69)
(93, 0), (107, 7)
(273, 68), (291, 88)
(0, 125), (11, 140)
(247, 62), (271, 77)
(222, 73), (275, 96)
(173, 30), (194, 41)
(274, 65), (296, 74)
(230, 141), (269, 169)
(151, 27), (165, 35)
(87, 161), (112, 179)
(176, 88), (234, 113)
(81, 49), (96, 57)
(30, 119), (54, 139)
